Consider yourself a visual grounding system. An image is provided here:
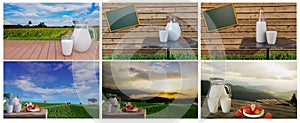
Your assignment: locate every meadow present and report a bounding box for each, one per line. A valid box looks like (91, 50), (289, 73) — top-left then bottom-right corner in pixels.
(4, 28), (72, 40)
(201, 52), (296, 60)
(4, 102), (99, 118)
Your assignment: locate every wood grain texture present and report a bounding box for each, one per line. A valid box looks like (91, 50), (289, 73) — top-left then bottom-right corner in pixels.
(201, 3), (296, 56)
(4, 40), (99, 60)
(102, 3), (198, 57)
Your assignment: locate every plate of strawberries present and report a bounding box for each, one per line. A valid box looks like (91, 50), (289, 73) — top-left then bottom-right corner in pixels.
(122, 104), (142, 113)
(235, 103), (273, 118)
(241, 104), (264, 118)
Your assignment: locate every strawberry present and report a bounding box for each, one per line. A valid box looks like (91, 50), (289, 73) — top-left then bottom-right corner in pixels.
(39, 108), (43, 112)
(28, 106), (33, 110)
(122, 108), (127, 112)
(235, 109), (243, 117)
(138, 108), (142, 112)
(250, 104), (256, 112)
(33, 104), (38, 109)
(265, 112), (272, 119)
(254, 109), (261, 115)
(239, 106), (245, 111)
(245, 108), (253, 114)
(23, 108), (28, 112)
(244, 104), (251, 110)
(256, 105), (263, 111)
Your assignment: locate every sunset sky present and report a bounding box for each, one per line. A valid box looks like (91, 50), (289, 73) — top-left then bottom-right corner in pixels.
(102, 62), (198, 99)
(202, 61), (297, 92)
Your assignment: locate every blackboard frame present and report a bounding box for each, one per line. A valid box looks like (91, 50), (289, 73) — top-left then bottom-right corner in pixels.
(104, 4), (141, 32)
(202, 3), (238, 32)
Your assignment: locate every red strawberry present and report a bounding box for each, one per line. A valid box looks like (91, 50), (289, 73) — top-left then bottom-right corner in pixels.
(244, 104), (251, 110)
(254, 109), (261, 115)
(239, 106), (245, 111)
(256, 105), (263, 111)
(23, 108), (28, 112)
(33, 104), (38, 109)
(250, 104), (256, 112)
(245, 108), (253, 114)
(138, 108), (142, 112)
(39, 108), (43, 112)
(122, 108), (127, 112)
(28, 106), (33, 110)
(265, 112), (272, 119)
(235, 109), (243, 117)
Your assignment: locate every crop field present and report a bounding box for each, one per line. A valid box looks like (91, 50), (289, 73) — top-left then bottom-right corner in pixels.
(4, 102), (99, 118)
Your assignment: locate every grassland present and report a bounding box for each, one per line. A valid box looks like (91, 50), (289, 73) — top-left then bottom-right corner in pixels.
(103, 52), (198, 60)
(4, 102), (99, 118)
(109, 102), (198, 118)
(4, 28), (72, 40)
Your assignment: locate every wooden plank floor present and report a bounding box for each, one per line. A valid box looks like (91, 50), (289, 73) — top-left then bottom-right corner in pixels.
(4, 40), (99, 60)
(201, 96), (297, 118)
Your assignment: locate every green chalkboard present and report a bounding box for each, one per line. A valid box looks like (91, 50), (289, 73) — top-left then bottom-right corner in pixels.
(105, 4), (140, 32)
(203, 4), (238, 31)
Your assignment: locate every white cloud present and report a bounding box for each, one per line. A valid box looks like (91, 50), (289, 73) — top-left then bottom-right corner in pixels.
(14, 75), (76, 94)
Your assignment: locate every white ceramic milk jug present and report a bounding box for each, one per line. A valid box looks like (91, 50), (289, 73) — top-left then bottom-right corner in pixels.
(256, 8), (267, 43)
(71, 21), (97, 52)
(165, 16), (181, 41)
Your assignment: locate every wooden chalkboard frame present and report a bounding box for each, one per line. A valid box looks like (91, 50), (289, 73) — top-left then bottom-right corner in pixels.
(202, 3), (238, 32)
(104, 4), (141, 32)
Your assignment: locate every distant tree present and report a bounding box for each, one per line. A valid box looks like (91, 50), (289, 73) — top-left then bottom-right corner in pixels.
(37, 22), (47, 28)
(28, 21), (32, 25)
(43, 101), (47, 103)
(88, 98), (98, 104)
(4, 93), (11, 100)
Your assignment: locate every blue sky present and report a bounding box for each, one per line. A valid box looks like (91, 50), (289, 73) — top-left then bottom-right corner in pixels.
(4, 3), (100, 26)
(4, 62), (99, 104)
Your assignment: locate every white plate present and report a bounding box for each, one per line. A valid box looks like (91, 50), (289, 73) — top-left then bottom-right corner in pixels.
(27, 108), (40, 112)
(126, 108), (138, 112)
(243, 109), (264, 118)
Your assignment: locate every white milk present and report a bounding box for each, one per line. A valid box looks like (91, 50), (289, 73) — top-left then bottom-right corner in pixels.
(208, 98), (219, 113)
(61, 39), (73, 56)
(6, 105), (13, 113)
(166, 22), (181, 41)
(159, 30), (168, 43)
(72, 28), (92, 52)
(220, 97), (231, 113)
(266, 31), (277, 45)
(14, 104), (22, 113)
(256, 21), (267, 43)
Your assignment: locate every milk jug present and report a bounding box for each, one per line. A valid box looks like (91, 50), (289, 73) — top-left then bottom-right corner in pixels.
(6, 94), (22, 113)
(71, 21), (97, 52)
(256, 8), (267, 43)
(207, 77), (231, 113)
(165, 16), (181, 41)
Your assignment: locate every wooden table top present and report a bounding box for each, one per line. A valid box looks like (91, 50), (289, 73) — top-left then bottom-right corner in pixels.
(4, 109), (48, 119)
(4, 40), (99, 60)
(102, 109), (146, 119)
(201, 97), (296, 119)
(239, 37), (296, 49)
(141, 37), (198, 48)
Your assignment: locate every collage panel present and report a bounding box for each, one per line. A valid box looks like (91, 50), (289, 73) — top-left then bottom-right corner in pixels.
(102, 61), (198, 118)
(3, 61), (100, 118)
(201, 61), (297, 118)
(4, 3), (100, 60)
(201, 3), (296, 60)
(102, 3), (198, 60)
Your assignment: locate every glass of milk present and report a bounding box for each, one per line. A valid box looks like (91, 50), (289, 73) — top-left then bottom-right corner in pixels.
(220, 97), (231, 113)
(61, 35), (74, 56)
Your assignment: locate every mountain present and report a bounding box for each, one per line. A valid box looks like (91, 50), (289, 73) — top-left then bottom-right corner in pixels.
(201, 80), (293, 101)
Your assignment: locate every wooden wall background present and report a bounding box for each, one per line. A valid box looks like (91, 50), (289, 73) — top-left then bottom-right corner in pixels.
(201, 3), (296, 56)
(102, 3), (198, 57)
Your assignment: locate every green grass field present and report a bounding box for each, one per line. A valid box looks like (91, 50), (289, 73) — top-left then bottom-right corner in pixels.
(202, 52), (296, 60)
(4, 102), (99, 118)
(103, 52), (198, 60)
(106, 102), (198, 118)
(4, 28), (72, 40)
